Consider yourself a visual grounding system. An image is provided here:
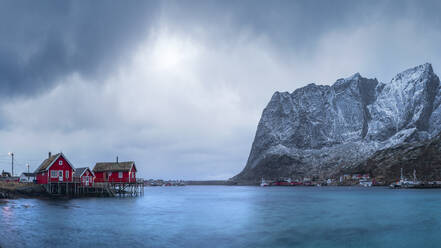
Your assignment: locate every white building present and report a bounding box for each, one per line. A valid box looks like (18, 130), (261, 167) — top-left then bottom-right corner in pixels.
(19, 172), (36, 183)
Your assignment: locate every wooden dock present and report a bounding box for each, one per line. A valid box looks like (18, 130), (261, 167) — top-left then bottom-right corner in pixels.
(43, 179), (144, 197)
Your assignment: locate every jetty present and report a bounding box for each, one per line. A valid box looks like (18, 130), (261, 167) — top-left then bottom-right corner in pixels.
(42, 180), (144, 197)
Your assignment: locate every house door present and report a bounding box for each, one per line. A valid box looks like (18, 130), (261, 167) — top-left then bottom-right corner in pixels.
(86, 176), (89, 186)
(59, 170), (63, 182)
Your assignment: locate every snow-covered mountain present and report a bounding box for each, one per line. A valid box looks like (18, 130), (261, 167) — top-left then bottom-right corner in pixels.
(234, 63), (441, 182)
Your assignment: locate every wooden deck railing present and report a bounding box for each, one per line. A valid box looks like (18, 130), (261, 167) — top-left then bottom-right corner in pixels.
(93, 178), (144, 184)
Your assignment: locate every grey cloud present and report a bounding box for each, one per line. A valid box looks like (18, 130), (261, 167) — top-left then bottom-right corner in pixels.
(2, 0), (441, 97)
(0, 0), (159, 97)
(162, 0), (441, 54)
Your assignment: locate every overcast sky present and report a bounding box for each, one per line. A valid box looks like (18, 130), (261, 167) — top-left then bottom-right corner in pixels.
(0, 0), (441, 179)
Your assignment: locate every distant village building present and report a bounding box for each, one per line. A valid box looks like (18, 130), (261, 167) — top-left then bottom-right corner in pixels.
(19, 172), (36, 183)
(34, 152), (75, 184)
(343, 174), (351, 181)
(303, 177), (311, 182)
(352, 174), (362, 180)
(1, 170), (11, 178)
(0, 170), (19, 182)
(73, 167), (94, 187)
(93, 161), (137, 183)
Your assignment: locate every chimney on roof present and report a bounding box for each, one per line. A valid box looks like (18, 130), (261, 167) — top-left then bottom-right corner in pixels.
(48, 152), (51, 158)
(116, 156), (119, 164)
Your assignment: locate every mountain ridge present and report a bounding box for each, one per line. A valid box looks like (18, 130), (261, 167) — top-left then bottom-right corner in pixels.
(234, 63), (441, 182)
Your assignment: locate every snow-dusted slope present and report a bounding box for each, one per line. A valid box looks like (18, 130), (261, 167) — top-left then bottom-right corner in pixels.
(367, 63), (439, 141)
(234, 63), (441, 181)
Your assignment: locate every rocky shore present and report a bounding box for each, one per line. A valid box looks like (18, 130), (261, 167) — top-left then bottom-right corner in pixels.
(0, 182), (48, 199)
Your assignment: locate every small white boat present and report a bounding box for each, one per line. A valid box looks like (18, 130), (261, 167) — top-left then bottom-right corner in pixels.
(359, 179), (372, 187)
(260, 178), (270, 187)
(390, 168), (421, 188)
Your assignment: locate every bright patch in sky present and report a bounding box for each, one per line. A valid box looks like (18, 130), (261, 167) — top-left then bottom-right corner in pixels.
(147, 30), (200, 71)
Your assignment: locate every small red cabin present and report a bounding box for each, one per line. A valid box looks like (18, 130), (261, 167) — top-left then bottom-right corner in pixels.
(73, 167), (95, 187)
(93, 161), (137, 183)
(35, 152), (75, 184)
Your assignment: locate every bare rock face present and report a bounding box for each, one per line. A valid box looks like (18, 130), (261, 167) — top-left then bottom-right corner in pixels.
(366, 63), (439, 141)
(234, 63), (441, 182)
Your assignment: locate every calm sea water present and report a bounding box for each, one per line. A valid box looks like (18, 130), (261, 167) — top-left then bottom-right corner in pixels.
(1, 186), (441, 248)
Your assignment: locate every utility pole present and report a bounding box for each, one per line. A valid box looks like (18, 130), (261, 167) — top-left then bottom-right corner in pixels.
(8, 152), (14, 177)
(27, 163), (30, 181)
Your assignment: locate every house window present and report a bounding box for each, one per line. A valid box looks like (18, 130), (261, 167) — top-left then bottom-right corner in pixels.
(51, 170), (57, 178)
(59, 160), (63, 165)
(58, 170), (63, 177)
(65, 171), (69, 179)
(118, 172), (123, 178)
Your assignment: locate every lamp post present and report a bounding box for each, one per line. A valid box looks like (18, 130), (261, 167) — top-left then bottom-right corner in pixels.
(8, 152), (14, 177)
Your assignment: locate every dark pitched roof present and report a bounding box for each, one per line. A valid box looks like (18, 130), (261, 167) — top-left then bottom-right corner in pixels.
(93, 161), (135, 172)
(1, 171), (11, 177)
(21, 172), (36, 177)
(73, 167), (93, 178)
(34, 153), (61, 173)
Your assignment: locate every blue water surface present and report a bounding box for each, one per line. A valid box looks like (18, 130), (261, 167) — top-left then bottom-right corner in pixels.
(1, 186), (441, 248)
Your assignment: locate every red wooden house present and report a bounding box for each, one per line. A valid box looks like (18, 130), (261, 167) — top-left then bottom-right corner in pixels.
(73, 167), (95, 187)
(93, 161), (137, 183)
(35, 152), (75, 184)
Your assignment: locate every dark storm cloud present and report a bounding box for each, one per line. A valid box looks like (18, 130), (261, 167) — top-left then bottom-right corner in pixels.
(0, 0), (158, 96)
(2, 0), (441, 97)
(163, 0), (441, 58)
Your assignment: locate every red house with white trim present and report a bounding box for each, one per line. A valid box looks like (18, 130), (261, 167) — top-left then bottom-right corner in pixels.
(35, 152), (75, 184)
(93, 161), (137, 183)
(73, 167), (94, 187)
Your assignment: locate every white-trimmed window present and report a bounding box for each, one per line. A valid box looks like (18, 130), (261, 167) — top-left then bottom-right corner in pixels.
(118, 172), (123, 178)
(59, 160), (63, 165)
(51, 170), (57, 178)
(65, 170), (69, 179)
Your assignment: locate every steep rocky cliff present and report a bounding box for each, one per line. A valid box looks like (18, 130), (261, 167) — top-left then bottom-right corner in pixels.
(234, 63), (441, 182)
